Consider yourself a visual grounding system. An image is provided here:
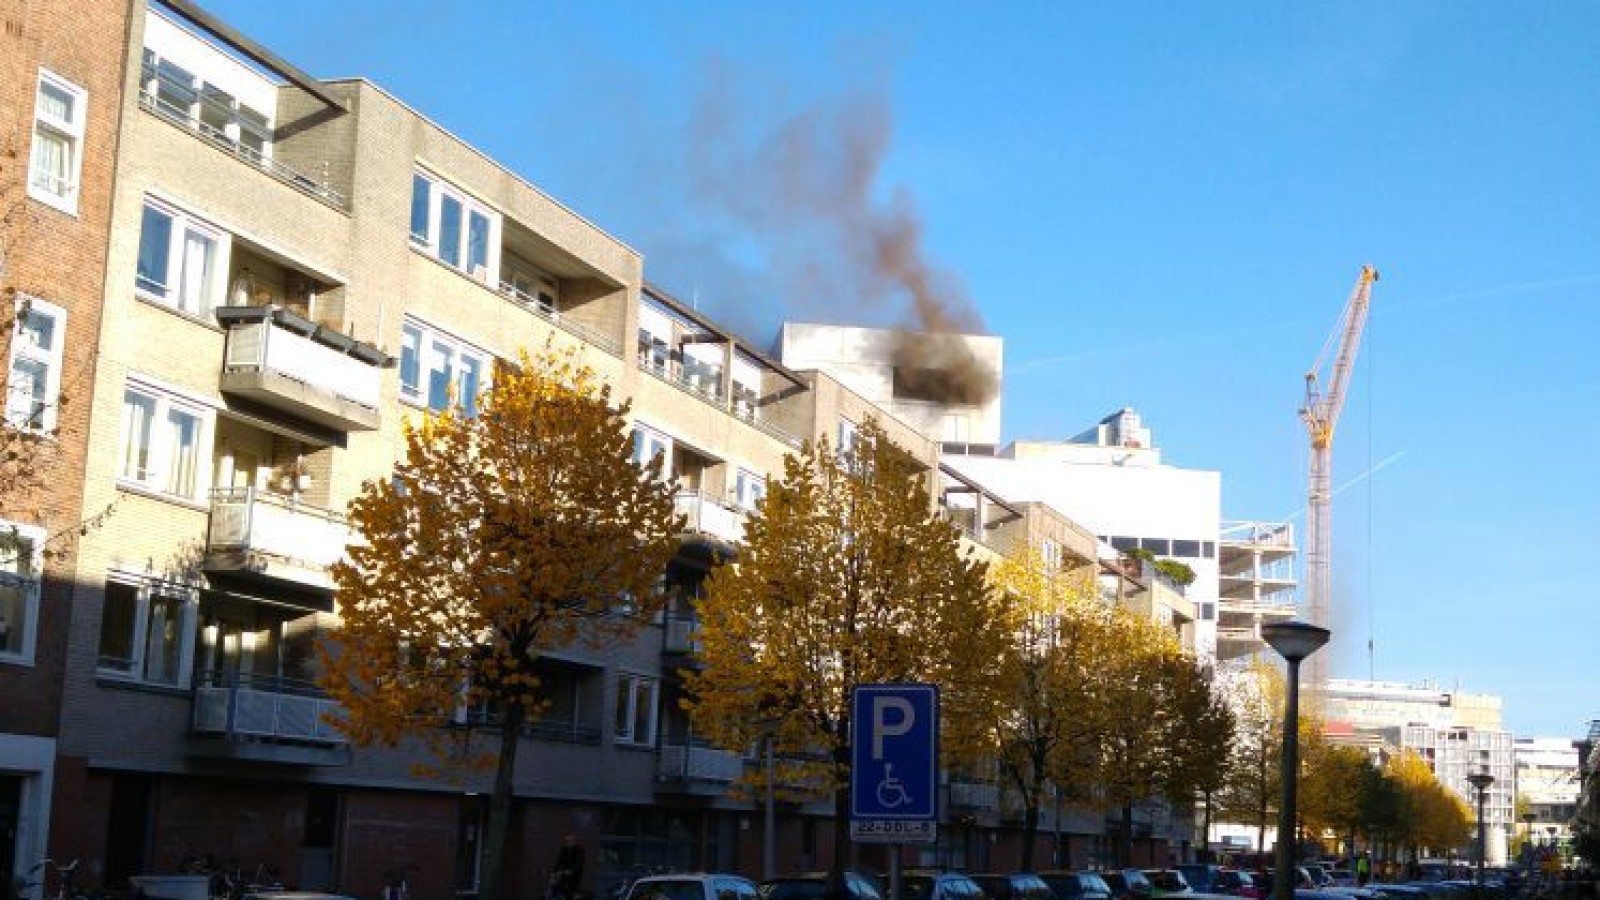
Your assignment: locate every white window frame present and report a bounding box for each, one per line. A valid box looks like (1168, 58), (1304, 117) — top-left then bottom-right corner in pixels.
(5, 295), (66, 433)
(28, 69), (87, 215)
(140, 48), (275, 161)
(734, 469), (766, 511)
(409, 168), (501, 285)
(614, 671), (659, 746)
(135, 196), (230, 318)
(117, 379), (215, 502)
(838, 418), (859, 456)
(630, 424), (673, 480)
(398, 317), (493, 417)
(0, 520), (46, 665)
(95, 573), (198, 687)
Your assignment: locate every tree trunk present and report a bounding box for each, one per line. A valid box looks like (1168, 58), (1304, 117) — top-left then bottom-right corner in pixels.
(830, 741), (851, 900)
(480, 701), (526, 900)
(1021, 792), (1040, 872)
(1257, 801), (1268, 865)
(1201, 790), (1214, 863)
(1120, 802), (1135, 868)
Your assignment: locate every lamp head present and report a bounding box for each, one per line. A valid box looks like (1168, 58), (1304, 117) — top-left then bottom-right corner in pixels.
(1467, 772), (1496, 791)
(1261, 620), (1331, 663)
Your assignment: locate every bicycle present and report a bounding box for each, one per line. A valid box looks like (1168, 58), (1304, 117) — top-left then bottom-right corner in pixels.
(14, 859), (88, 900)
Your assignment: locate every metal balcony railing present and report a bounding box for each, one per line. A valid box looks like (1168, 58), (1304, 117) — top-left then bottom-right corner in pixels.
(497, 281), (621, 355)
(193, 673), (346, 744)
(222, 315), (383, 414)
(207, 488), (349, 570)
(658, 743), (745, 783)
(139, 72), (347, 210)
(635, 341), (801, 448)
(674, 490), (747, 545)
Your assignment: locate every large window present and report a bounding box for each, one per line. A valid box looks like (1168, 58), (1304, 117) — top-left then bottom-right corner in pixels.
(5, 296), (66, 432)
(118, 380), (213, 501)
(409, 169), (500, 284)
(97, 575), (196, 686)
(29, 70), (87, 214)
(135, 198), (228, 317)
(630, 425), (672, 478)
(614, 672), (659, 746)
(399, 319), (491, 417)
(733, 469), (765, 511)
(0, 521), (44, 664)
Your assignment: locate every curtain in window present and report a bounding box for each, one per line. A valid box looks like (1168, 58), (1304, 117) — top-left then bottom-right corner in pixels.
(28, 129), (69, 196)
(38, 81), (73, 120)
(467, 211), (489, 273)
(400, 324), (421, 398)
(177, 229), (215, 314)
(459, 356), (481, 418)
(120, 391), (156, 481)
(137, 205), (173, 296)
(164, 407), (200, 497)
(7, 358), (46, 424)
(426, 339), (455, 412)
(143, 593), (182, 684)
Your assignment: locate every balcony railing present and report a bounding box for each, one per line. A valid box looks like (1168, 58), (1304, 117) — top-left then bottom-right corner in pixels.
(193, 673), (346, 745)
(949, 779), (1000, 810)
(498, 281), (621, 356)
(674, 490), (747, 545)
(523, 718), (602, 745)
(138, 72), (347, 210)
(636, 340), (801, 448)
(207, 488), (349, 588)
(658, 743), (745, 783)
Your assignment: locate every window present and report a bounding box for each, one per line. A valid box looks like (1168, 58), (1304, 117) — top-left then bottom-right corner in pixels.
(118, 381), (213, 501)
(5, 296), (66, 432)
(614, 672), (658, 746)
(1172, 539), (1201, 558)
(1109, 536), (1138, 552)
(410, 170), (500, 283)
(141, 49), (274, 161)
(1041, 539), (1063, 572)
(399, 318), (492, 417)
(630, 426), (672, 478)
(838, 418), (859, 456)
(1139, 537), (1171, 555)
(29, 70), (87, 214)
(96, 576), (196, 686)
(734, 469), (766, 511)
(135, 198), (228, 317)
(0, 521), (45, 664)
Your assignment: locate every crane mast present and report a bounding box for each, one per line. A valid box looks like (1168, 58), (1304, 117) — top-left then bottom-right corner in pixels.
(1298, 264), (1378, 694)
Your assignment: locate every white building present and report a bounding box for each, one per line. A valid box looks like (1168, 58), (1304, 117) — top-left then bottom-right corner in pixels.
(1391, 724), (1516, 866)
(943, 408), (1224, 660)
(1515, 736), (1581, 849)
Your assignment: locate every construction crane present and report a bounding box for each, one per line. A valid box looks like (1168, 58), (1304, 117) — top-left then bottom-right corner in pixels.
(1298, 264), (1378, 694)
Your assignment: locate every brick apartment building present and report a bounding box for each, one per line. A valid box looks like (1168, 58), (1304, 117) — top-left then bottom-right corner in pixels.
(0, 0), (136, 892)
(4, 3), (1201, 897)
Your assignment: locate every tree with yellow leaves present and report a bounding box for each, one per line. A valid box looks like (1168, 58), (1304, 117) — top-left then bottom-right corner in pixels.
(981, 549), (1117, 870)
(684, 421), (1003, 889)
(1092, 609), (1216, 866)
(1387, 751), (1473, 861)
(321, 346), (680, 900)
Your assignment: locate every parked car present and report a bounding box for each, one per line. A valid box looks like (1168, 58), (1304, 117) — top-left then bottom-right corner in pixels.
(1039, 872), (1113, 900)
(1102, 870), (1154, 900)
(1140, 870), (1192, 898)
(1304, 867), (1333, 889)
(972, 875), (1055, 900)
(1176, 866), (1258, 898)
(761, 874), (883, 900)
(627, 875), (761, 900)
(902, 874), (988, 900)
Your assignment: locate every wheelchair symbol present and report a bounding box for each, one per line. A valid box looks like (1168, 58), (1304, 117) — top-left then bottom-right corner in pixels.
(876, 763), (911, 809)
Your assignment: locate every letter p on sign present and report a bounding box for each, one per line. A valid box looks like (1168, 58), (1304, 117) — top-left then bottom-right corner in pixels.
(872, 696), (914, 760)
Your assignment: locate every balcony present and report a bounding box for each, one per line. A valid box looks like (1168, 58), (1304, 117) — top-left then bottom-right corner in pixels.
(675, 490), (747, 547)
(663, 614), (700, 655)
(216, 307), (387, 432)
(498, 281), (621, 355)
(636, 338), (801, 449)
(204, 488), (349, 592)
(658, 743), (745, 787)
(138, 71), (348, 210)
(192, 673), (350, 765)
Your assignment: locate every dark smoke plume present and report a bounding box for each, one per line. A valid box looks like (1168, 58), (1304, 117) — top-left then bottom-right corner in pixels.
(684, 62), (998, 405)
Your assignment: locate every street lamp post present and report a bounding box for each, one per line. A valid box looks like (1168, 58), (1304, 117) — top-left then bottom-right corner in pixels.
(1262, 621), (1331, 900)
(1466, 771), (1495, 888)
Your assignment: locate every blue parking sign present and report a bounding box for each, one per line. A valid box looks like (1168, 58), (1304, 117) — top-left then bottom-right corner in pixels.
(850, 684), (938, 821)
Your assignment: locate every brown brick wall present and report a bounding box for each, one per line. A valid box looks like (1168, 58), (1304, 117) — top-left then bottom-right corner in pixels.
(0, 0), (132, 734)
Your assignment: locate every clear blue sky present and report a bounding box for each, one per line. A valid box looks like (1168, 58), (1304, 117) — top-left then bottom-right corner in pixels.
(202, 0), (1599, 737)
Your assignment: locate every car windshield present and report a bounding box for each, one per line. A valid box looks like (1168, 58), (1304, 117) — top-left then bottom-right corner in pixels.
(632, 881), (707, 900)
(1081, 877), (1111, 895)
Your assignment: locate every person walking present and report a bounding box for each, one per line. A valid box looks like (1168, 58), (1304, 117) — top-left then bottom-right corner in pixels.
(1356, 853), (1371, 886)
(552, 833), (586, 900)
